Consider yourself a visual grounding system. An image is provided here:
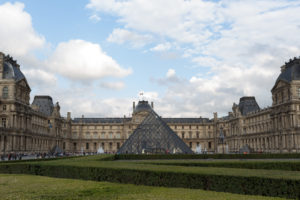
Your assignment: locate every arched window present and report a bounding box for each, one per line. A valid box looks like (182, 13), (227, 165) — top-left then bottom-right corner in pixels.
(2, 86), (8, 99)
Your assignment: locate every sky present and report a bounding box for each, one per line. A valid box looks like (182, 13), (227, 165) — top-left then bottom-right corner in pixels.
(0, 0), (300, 119)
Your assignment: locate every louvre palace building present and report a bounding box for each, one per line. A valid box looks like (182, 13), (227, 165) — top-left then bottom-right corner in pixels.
(0, 51), (300, 155)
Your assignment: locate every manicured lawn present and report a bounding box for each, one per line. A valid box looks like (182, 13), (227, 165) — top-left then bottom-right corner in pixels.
(36, 156), (300, 180)
(0, 174), (284, 200)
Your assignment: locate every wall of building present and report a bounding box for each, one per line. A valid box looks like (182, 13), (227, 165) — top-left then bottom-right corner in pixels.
(1, 52), (300, 155)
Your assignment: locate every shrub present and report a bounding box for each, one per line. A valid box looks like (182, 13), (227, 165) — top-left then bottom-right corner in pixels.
(0, 162), (299, 199)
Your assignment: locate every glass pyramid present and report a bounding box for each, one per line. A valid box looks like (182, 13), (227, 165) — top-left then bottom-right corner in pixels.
(118, 109), (193, 154)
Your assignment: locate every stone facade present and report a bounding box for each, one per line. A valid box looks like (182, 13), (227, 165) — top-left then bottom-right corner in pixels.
(0, 52), (300, 155)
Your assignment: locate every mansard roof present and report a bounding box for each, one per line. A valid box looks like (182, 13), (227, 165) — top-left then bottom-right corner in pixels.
(238, 96), (260, 116)
(32, 96), (54, 116)
(72, 118), (131, 124)
(3, 61), (26, 81)
(275, 57), (300, 84)
(118, 110), (193, 154)
(163, 118), (211, 123)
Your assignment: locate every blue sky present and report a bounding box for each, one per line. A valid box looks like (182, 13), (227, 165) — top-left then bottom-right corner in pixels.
(1, 0), (300, 118)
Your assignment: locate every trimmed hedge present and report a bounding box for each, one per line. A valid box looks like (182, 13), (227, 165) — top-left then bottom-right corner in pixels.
(0, 162), (299, 199)
(147, 161), (300, 171)
(114, 153), (300, 160)
(0, 156), (80, 164)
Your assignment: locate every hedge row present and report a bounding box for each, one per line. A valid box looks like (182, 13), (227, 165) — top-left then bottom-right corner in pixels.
(114, 153), (300, 160)
(0, 162), (299, 199)
(0, 156), (80, 164)
(148, 161), (300, 171)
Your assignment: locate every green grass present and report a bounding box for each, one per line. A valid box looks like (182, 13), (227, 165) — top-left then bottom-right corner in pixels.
(0, 174), (284, 200)
(1, 155), (300, 198)
(33, 156), (300, 180)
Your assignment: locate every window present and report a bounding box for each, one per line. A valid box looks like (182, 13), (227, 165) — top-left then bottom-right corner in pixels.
(117, 142), (120, 150)
(3, 105), (6, 111)
(116, 132), (121, 139)
(208, 142), (212, 149)
(93, 132), (98, 139)
(73, 132), (77, 138)
(196, 132), (199, 139)
(109, 142), (112, 150)
(2, 86), (8, 99)
(73, 143), (77, 150)
(86, 132), (90, 139)
(189, 131), (192, 139)
(298, 88), (300, 98)
(175, 125), (177, 129)
(63, 142), (66, 150)
(181, 132), (185, 139)
(109, 132), (113, 139)
(101, 142), (105, 149)
(189, 142), (192, 148)
(94, 142), (97, 150)
(2, 118), (6, 128)
(86, 143), (89, 150)
(101, 132), (105, 139)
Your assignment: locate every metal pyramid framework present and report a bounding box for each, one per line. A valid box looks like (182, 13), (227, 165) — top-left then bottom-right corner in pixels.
(118, 109), (193, 154)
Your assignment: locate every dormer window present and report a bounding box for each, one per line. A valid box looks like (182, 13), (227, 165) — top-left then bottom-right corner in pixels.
(2, 86), (8, 99)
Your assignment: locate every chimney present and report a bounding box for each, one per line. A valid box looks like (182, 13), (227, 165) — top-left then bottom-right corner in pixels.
(151, 102), (154, 109)
(133, 101), (136, 111)
(214, 112), (218, 122)
(67, 112), (71, 120)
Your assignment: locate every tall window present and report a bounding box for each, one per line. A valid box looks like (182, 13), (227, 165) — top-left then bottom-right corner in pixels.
(2, 118), (6, 128)
(181, 132), (185, 139)
(208, 142), (212, 149)
(2, 86), (8, 99)
(189, 131), (192, 139)
(86, 143), (89, 150)
(298, 88), (300, 98)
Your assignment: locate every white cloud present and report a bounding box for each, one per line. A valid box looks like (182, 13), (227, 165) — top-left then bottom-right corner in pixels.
(88, 0), (300, 117)
(107, 28), (153, 48)
(166, 69), (176, 78)
(89, 14), (101, 22)
(0, 2), (45, 57)
(46, 39), (132, 81)
(150, 43), (172, 52)
(100, 81), (125, 90)
(23, 69), (57, 88)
